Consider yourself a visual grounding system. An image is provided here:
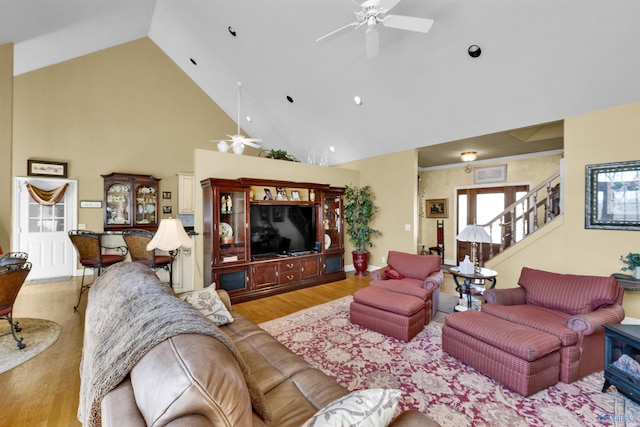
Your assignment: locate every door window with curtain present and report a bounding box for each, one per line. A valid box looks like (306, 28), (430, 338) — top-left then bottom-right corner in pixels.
(457, 185), (528, 264)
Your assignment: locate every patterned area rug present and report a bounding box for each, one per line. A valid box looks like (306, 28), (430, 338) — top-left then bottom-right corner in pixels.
(259, 296), (640, 426)
(0, 318), (62, 374)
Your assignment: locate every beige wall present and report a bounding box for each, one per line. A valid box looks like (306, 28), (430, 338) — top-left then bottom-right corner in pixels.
(0, 43), (14, 252)
(419, 153), (563, 264)
(193, 149), (360, 288)
(10, 37), (243, 238)
(337, 149), (419, 268)
(487, 102), (640, 318)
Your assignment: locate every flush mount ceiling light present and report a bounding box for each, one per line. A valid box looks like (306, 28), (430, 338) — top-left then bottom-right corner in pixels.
(460, 151), (477, 162)
(353, 96), (362, 106)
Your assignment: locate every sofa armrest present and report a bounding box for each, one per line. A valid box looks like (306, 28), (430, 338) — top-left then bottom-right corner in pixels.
(567, 305), (626, 335)
(423, 270), (443, 291)
(216, 289), (232, 311)
(370, 267), (388, 281)
(484, 287), (526, 305)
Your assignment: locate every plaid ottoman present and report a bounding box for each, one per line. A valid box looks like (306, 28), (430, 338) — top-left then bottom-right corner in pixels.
(350, 287), (426, 342)
(442, 310), (561, 396)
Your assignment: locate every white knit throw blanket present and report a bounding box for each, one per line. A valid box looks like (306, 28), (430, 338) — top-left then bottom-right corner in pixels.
(77, 262), (271, 426)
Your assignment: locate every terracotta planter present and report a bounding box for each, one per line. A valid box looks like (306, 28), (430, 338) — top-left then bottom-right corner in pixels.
(352, 251), (369, 276)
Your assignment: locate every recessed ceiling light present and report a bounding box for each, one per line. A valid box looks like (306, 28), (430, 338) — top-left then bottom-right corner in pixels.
(353, 96), (362, 106)
(246, 115), (252, 122)
(468, 45), (482, 58)
(228, 26), (237, 37)
(329, 146), (336, 153)
(286, 95), (294, 103)
(189, 58), (197, 65)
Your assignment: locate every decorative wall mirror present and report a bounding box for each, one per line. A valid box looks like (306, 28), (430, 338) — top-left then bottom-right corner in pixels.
(585, 160), (640, 230)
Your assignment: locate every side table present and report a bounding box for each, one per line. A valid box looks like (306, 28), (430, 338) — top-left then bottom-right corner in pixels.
(449, 267), (498, 311)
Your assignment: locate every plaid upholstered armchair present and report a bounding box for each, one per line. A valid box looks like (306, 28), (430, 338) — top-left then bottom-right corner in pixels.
(369, 251), (443, 320)
(483, 267), (625, 383)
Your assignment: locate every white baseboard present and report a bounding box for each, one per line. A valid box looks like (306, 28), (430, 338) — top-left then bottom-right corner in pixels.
(622, 316), (640, 325)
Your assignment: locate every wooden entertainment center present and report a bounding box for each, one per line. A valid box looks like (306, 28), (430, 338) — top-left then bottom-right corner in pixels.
(202, 177), (346, 303)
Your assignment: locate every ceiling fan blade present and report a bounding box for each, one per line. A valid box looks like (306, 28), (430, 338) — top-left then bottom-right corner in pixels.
(378, 0), (402, 12)
(243, 141), (262, 149)
(366, 26), (379, 57)
(383, 15), (434, 33)
(316, 21), (360, 43)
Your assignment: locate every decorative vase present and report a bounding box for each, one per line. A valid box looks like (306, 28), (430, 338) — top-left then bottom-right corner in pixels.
(352, 251), (369, 276)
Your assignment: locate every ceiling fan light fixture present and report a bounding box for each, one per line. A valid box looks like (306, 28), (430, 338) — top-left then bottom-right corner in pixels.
(460, 151), (477, 162)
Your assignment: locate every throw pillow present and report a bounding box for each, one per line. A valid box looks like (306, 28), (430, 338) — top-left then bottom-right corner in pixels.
(385, 267), (405, 280)
(180, 286), (234, 326)
(301, 388), (401, 427)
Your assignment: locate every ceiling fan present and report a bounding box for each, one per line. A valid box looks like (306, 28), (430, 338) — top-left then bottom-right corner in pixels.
(317, 0), (434, 57)
(211, 81), (262, 154)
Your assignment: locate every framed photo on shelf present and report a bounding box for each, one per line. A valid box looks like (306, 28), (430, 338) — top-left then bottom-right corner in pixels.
(263, 188), (273, 200)
(426, 198), (448, 218)
(291, 190), (300, 201)
(27, 160), (68, 178)
(275, 186), (287, 200)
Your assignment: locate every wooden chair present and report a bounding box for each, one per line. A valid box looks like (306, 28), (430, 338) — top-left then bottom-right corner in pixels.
(68, 230), (127, 311)
(428, 220), (445, 264)
(0, 262), (32, 349)
(122, 229), (173, 287)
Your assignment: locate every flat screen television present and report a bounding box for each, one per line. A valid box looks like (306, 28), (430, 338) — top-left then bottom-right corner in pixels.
(249, 204), (316, 259)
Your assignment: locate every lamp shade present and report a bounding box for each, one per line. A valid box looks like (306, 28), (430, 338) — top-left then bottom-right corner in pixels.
(146, 218), (193, 251)
(456, 224), (492, 243)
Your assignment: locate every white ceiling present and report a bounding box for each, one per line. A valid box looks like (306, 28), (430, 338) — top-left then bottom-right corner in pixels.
(1, 0), (639, 167)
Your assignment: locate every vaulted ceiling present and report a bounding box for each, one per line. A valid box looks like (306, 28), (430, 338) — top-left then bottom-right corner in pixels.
(1, 0), (638, 167)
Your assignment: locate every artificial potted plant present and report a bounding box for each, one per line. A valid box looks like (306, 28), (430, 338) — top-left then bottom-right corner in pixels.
(343, 185), (381, 276)
(620, 252), (640, 280)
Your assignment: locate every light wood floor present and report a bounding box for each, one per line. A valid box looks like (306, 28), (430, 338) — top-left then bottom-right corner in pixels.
(0, 271), (458, 425)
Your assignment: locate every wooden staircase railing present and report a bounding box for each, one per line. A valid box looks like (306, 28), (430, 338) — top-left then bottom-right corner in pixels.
(480, 171), (562, 261)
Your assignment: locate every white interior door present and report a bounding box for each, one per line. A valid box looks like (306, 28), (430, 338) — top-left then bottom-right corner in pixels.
(13, 177), (78, 281)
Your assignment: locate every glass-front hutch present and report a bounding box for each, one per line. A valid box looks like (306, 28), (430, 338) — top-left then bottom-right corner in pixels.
(103, 173), (161, 230)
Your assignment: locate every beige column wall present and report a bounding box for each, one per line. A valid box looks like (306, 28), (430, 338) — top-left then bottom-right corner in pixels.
(0, 43), (13, 252)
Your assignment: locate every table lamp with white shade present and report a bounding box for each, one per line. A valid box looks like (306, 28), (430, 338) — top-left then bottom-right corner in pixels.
(456, 224), (492, 272)
(146, 218), (193, 288)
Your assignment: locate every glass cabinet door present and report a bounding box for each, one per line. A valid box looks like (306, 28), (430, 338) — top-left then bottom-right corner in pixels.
(322, 193), (343, 251)
(105, 183), (131, 226)
(135, 185), (157, 225)
(218, 189), (248, 263)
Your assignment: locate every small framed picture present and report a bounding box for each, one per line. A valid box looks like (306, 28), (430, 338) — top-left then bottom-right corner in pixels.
(263, 188), (273, 200)
(291, 190), (300, 201)
(27, 160), (68, 178)
(162, 191), (171, 199)
(426, 198), (448, 218)
(163, 206), (172, 214)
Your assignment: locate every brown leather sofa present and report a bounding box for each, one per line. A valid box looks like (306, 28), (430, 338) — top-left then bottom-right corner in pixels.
(97, 268), (439, 426)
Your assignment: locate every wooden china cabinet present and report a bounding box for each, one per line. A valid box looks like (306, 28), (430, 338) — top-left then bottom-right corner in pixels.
(102, 173), (161, 231)
(202, 177), (345, 303)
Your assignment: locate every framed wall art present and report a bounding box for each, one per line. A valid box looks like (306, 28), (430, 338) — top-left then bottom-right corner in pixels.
(426, 198), (448, 218)
(585, 160), (640, 230)
(27, 160), (68, 178)
(473, 164), (507, 184)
